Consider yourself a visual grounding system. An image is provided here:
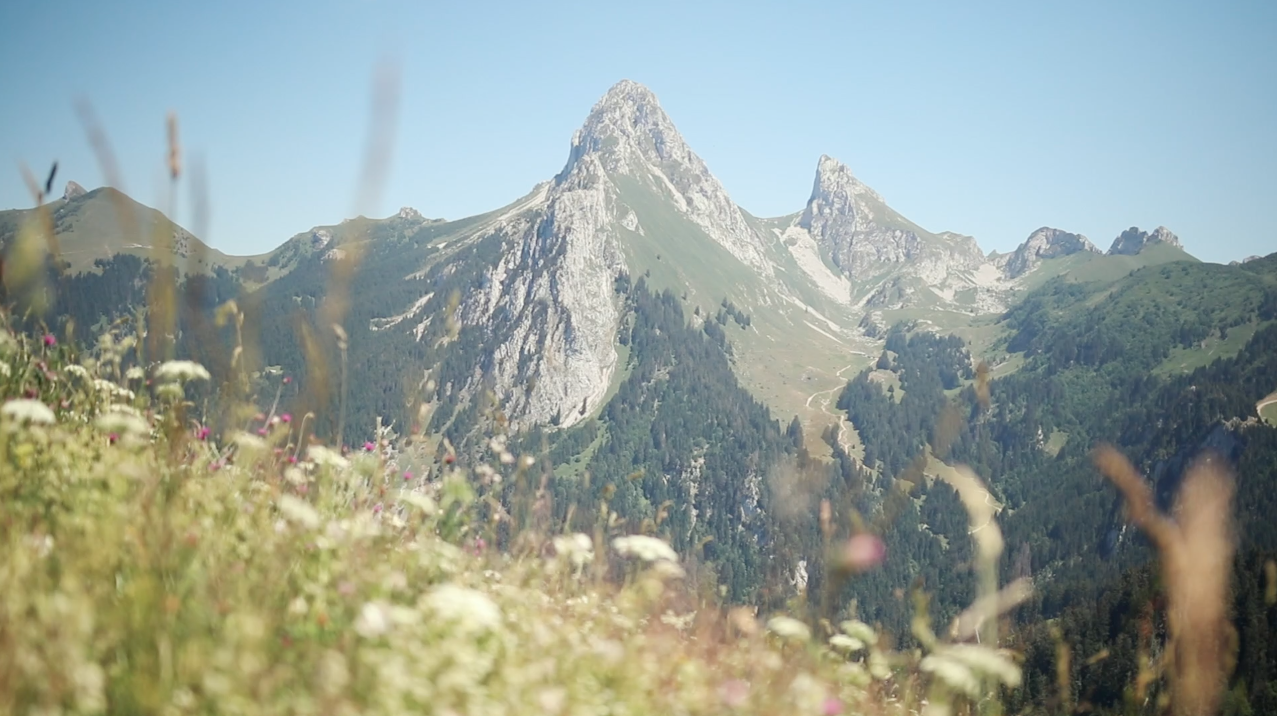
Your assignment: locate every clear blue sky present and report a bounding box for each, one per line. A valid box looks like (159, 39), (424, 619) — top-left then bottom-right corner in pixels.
(2, 0), (1274, 263)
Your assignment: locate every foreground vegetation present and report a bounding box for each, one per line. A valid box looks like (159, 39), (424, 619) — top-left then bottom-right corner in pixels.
(0, 318), (1035, 715)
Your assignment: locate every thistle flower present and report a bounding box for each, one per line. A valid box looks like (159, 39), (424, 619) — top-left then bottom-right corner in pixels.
(42, 334), (56, 347)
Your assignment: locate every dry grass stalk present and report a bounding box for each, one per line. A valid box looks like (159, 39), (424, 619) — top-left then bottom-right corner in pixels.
(1093, 445), (1235, 716)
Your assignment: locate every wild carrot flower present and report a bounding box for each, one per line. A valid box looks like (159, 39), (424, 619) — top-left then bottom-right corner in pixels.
(2, 398), (56, 425)
(766, 616), (811, 642)
(612, 535), (678, 564)
(155, 360), (211, 383)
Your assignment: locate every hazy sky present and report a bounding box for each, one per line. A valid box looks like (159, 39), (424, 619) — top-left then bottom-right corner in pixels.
(2, 0), (1274, 263)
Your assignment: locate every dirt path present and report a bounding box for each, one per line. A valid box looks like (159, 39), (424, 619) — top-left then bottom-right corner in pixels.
(805, 363), (858, 454)
(1259, 392), (1277, 424)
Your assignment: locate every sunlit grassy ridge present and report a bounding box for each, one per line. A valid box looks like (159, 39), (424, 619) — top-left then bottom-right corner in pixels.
(0, 317), (1029, 715)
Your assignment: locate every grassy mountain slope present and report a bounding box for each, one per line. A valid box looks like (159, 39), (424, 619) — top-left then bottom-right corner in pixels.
(0, 187), (266, 275)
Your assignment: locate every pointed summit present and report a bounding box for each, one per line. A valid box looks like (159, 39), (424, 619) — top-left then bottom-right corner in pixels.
(808, 155), (885, 207)
(564, 80), (689, 178)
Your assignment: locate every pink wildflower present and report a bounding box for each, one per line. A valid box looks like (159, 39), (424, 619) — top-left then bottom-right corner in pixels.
(403, 470), (413, 481)
(42, 334), (56, 347)
(823, 697), (843, 715)
(196, 426), (210, 440)
(363, 441), (376, 452)
(718, 680), (749, 708)
(283, 376), (292, 385)
(842, 533), (886, 573)
(256, 427), (268, 437)
(280, 413), (292, 423)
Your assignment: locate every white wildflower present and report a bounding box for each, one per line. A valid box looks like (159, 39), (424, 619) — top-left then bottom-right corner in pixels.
(95, 410), (149, 436)
(155, 360), (211, 383)
(2, 399), (56, 425)
(277, 495), (320, 529)
(354, 601), (390, 638)
(936, 644), (1022, 687)
(63, 364), (91, 380)
(920, 654), (980, 698)
(422, 584), (501, 635)
(92, 378), (135, 401)
(840, 619), (877, 645)
(400, 491), (437, 515)
(766, 616), (811, 642)
(0, 361), (9, 377)
(552, 532), (594, 569)
(612, 534), (679, 564)
(125, 366), (145, 381)
(650, 559), (686, 580)
(307, 444), (349, 469)
(829, 634), (865, 653)
(232, 431), (267, 452)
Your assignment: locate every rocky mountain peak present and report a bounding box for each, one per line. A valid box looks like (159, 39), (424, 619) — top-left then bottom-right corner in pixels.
(563, 79), (687, 177)
(1108, 226), (1182, 255)
(1003, 227), (1099, 278)
(809, 155), (885, 207)
(63, 181), (87, 201)
(396, 206), (424, 222)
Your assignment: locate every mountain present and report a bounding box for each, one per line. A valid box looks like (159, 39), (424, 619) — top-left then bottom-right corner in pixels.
(1000, 227), (1100, 278)
(5, 79), (1276, 711)
(0, 80), (1206, 442)
(0, 183), (252, 276)
(1107, 225), (1183, 255)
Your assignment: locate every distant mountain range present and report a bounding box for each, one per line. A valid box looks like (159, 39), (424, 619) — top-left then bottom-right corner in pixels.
(0, 80), (1202, 438)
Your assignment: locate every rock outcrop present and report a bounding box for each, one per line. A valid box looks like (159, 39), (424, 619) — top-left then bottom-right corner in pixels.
(1108, 226), (1182, 255)
(1002, 227), (1100, 278)
(62, 181), (87, 201)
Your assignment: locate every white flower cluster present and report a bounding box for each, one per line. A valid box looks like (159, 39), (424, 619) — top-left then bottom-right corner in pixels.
(2, 399), (56, 425)
(154, 360), (211, 383)
(552, 533), (595, 570)
(766, 616), (811, 643)
(611, 534), (678, 564)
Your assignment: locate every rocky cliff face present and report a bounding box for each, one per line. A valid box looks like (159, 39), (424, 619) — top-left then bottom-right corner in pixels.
(799, 155), (928, 278)
(1108, 225), (1182, 255)
(564, 80), (774, 277)
(1002, 227), (1100, 278)
(787, 155), (1004, 312)
(62, 181), (87, 201)
(451, 79), (783, 428)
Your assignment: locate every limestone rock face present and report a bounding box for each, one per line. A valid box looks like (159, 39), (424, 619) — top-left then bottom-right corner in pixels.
(1108, 226), (1182, 255)
(1003, 227), (1100, 278)
(62, 181), (87, 201)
